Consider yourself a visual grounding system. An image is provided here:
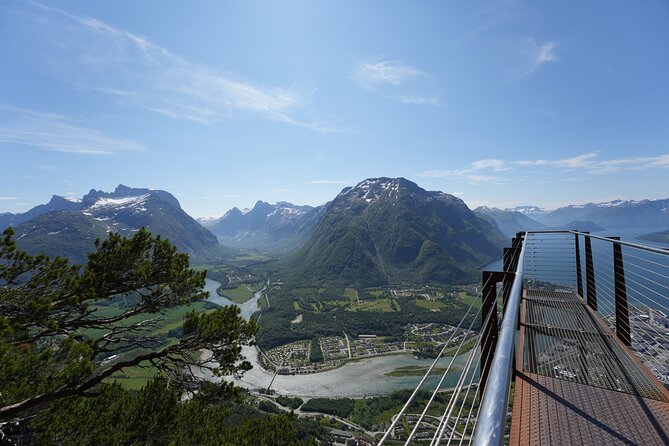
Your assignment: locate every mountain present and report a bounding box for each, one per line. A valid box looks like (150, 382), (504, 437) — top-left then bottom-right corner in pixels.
(530, 199), (669, 228)
(561, 220), (605, 232)
(637, 228), (669, 244)
(284, 177), (506, 287)
(9, 185), (223, 264)
(0, 195), (82, 228)
(207, 201), (324, 252)
(474, 206), (550, 237)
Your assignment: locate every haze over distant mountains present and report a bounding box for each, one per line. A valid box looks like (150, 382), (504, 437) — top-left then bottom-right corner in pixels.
(203, 201), (325, 253)
(474, 199), (669, 236)
(2, 185), (222, 264)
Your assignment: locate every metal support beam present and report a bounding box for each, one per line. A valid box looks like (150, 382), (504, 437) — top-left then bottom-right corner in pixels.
(584, 232), (597, 311)
(481, 270), (515, 396)
(574, 232), (583, 298)
(481, 271), (499, 397)
(610, 237), (631, 346)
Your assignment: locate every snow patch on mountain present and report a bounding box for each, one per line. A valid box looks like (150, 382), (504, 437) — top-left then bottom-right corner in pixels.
(89, 194), (150, 211)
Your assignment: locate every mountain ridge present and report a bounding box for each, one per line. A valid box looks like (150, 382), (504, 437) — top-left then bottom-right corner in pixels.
(7, 185), (222, 264)
(283, 177), (506, 287)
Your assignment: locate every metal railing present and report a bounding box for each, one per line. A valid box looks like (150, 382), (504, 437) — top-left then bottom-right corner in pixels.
(471, 230), (669, 446)
(381, 230), (669, 445)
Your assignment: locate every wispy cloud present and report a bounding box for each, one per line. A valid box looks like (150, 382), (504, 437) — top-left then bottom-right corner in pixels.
(353, 59), (424, 89)
(0, 107), (144, 155)
(24, 2), (334, 132)
(516, 152), (669, 173)
(309, 180), (350, 185)
(394, 95), (441, 107)
(0, 196), (18, 200)
(470, 159), (509, 171)
(515, 38), (559, 78)
(419, 152), (669, 183)
(352, 57), (440, 107)
(417, 168), (505, 184)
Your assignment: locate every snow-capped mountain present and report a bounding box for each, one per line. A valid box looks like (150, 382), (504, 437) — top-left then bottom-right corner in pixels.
(283, 177), (505, 286)
(207, 200), (323, 252)
(7, 185), (222, 264)
(529, 198), (669, 228)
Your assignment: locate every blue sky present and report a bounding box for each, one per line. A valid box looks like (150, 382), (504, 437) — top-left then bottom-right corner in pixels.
(1, 0), (668, 217)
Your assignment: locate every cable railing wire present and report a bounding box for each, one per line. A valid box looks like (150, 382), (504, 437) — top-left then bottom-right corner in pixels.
(377, 277), (491, 446)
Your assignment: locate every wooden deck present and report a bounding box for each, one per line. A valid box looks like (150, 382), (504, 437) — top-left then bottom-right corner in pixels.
(509, 289), (669, 445)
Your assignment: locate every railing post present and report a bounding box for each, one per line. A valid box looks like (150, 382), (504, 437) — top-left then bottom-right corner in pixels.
(480, 271), (499, 397)
(574, 232), (583, 297)
(610, 237), (631, 346)
(584, 232), (597, 311)
(502, 247), (520, 309)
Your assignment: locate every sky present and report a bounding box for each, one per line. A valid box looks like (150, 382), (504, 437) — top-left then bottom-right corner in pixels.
(1, 0), (668, 217)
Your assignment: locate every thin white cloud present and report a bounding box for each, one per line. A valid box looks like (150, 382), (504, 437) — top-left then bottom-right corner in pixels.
(395, 95), (441, 107)
(0, 107), (144, 155)
(471, 159), (509, 171)
(353, 59), (423, 89)
(25, 2), (334, 133)
(309, 180), (350, 185)
(0, 196), (18, 200)
(516, 152), (669, 173)
(514, 38), (559, 79)
(352, 57), (441, 107)
(417, 168), (504, 184)
(420, 152), (669, 184)
(536, 41), (558, 65)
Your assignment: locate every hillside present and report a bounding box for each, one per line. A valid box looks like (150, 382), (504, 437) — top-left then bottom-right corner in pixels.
(637, 229), (669, 244)
(284, 177), (505, 287)
(11, 185), (223, 264)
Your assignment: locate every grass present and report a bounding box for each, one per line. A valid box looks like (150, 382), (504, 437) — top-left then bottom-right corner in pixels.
(218, 284), (256, 303)
(343, 288), (358, 302)
(83, 301), (216, 390)
(384, 365), (455, 377)
(459, 291), (482, 309)
(348, 299), (399, 312)
(414, 299), (447, 310)
(368, 290), (384, 297)
(107, 361), (160, 390)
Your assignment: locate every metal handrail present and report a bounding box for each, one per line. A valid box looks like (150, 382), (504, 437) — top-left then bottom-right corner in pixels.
(471, 233), (526, 446)
(524, 229), (669, 256)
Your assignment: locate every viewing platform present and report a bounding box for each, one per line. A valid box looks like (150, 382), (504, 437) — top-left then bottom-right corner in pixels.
(380, 230), (669, 446)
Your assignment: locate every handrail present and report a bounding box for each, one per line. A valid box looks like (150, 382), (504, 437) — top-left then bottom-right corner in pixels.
(524, 229), (669, 256)
(471, 233), (526, 446)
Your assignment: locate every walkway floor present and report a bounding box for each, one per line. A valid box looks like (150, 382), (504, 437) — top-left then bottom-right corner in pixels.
(509, 288), (669, 445)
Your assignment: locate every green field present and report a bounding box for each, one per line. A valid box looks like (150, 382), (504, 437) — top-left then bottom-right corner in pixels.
(414, 299), (446, 310)
(343, 288), (358, 301)
(459, 292), (483, 309)
(348, 299), (399, 312)
(218, 284), (257, 303)
(81, 301), (217, 390)
(368, 290), (384, 297)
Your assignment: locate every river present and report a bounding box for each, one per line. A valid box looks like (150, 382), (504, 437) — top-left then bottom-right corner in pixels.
(202, 278), (476, 398)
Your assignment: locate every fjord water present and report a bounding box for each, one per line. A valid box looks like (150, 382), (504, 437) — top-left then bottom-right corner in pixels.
(203, 279), (475, 397)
